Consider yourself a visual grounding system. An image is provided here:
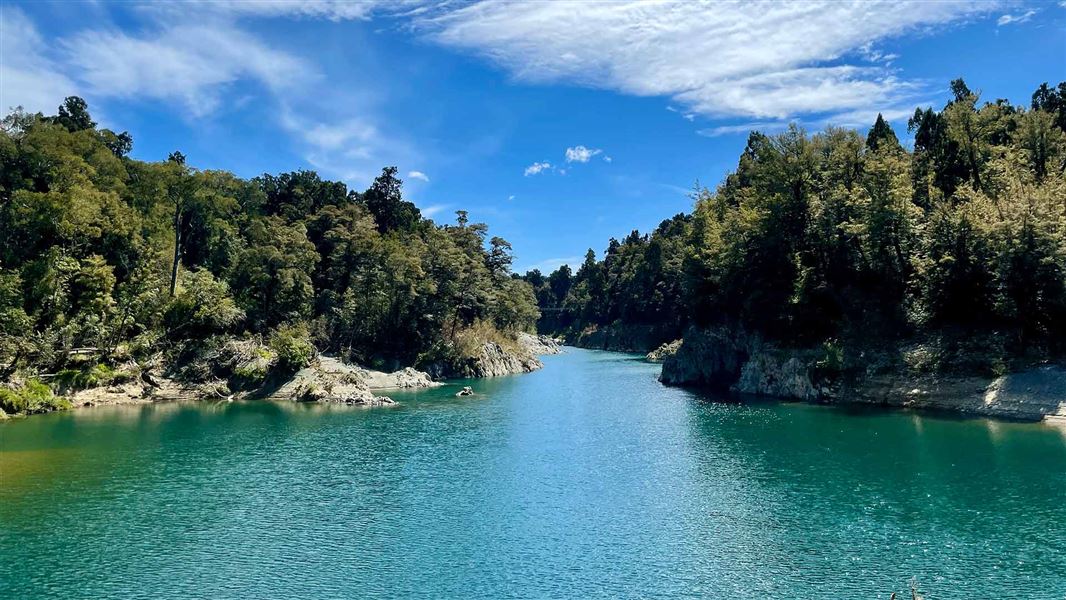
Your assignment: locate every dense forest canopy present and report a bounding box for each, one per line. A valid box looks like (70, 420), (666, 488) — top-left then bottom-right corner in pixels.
(0, 97), (539, 397)
(523, 80), (1066, 367)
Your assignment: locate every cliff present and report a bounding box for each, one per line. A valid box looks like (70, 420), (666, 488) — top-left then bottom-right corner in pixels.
(660, 327), (1066, 422)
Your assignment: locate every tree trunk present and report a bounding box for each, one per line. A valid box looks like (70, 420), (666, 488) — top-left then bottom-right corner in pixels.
(169, 201), (181, 297)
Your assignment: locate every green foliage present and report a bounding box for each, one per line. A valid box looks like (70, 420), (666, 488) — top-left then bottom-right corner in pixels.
(54, 363), (130, 391)
(165, 269), (244, 338)
(269, 324), (316, 372)
(527, 80), (1066, 368)
(0, 379), (71, 415)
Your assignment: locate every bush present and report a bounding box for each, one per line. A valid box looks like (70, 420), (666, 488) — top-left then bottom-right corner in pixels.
(54, 363), (125, 390)
(0, 379), (72, 415)
(269, 324), (315, 372)
(164, 269), (244, 338)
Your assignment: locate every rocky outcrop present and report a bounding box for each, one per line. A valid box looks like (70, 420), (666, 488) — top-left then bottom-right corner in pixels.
(351, 365), (440, 390)
(518, 332), (563, 355)
(269, 356), (395, 406)
(568, 323), (678, 353)
(646, 339), (682, 362)
(659, 328), (752, 389)
(422, 340), (543, 379)
(734, 351), (821, 400)
(848, 365), (1066, 421)
(660, 327), (1066, 422)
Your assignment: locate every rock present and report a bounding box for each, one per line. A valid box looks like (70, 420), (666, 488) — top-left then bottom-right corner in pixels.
(455, 386), (474, 397)
(733, 353), (819, 400)
(659, 328), (750, 389)
(646, 339), (682, 362)
(518, 332), (563, 355)
(352, 364), (441, 390)
(661, 327), (1066, 422)
(271, 357), (395, 407)
(422, 339), (543, 379)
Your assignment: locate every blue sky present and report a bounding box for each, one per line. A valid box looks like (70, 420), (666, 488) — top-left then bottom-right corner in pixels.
(3, 1), (1064, 273)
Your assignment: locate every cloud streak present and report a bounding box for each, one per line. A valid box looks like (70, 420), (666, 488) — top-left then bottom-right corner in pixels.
(0, 8), (78, 114)
(423, 1), (998, 122)
(60, 23), (312, 117)
(997, 9), (1037, 26)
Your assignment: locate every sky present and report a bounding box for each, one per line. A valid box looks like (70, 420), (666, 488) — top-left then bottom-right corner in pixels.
(2, 1), (1064, 274)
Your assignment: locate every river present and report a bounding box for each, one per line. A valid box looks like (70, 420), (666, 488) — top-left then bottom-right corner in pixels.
(2, 348), (1065, 598)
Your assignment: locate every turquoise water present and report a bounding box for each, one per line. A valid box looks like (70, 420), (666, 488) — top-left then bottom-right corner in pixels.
(2, 349), (1065, 598)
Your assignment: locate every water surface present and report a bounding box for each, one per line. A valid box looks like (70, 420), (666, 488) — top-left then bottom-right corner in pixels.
(2, 349), (1065, 598)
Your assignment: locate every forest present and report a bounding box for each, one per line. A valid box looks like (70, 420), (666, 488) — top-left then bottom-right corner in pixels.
(523, 80), (1066, 373)
(3, 79), (1065, 415)
(0, 98), (539, 413)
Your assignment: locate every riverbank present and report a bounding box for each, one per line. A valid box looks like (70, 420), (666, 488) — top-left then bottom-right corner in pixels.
(657, 327), (1066, 422)
(1, 333), (561, 419)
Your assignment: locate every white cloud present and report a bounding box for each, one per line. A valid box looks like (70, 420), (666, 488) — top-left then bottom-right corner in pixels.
(408, 170), (430, 182)
(698, 122), (792, 138)
(697, 105), (920, 138)
(520, 256), (583, 274)
(507, 194), (515, 201)
(0, 8), (79, 114)
(423, 1), (998, 122)
(997, 9), (1037, 26)
(420, 203), (449, 218)
(189, 0), (385, 21)
(602, 155), (612, 163)
(279, 106), (420, 187)
(59, 23), (311, 117)
(524, 161), (552, 176)
(565, 145), (602, 163)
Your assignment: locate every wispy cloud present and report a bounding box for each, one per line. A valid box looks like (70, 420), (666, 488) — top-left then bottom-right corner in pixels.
(60, 23), (312, 117)
(423, 1), (998, 122)
(408, 170), (430, 182)
(565, 145), (602, 163)
(698, 104), (922, 138)
(698, 122), (792, 138)
(0, 8), (78, 114)
(997, 9), (1037, 26)
(524, 161), (552, 176)
(420, 203), (449, 218)
(519, 256), (583, 274)
(507, 194), (515, 201)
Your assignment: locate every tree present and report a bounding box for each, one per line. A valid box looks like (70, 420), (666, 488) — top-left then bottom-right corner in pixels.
(52, 97), (95, 132)
(362, 166), (420, 233)
(166, 157), (195, 297)
(487, 236), (514, 279)
(866, 113), (900, 153)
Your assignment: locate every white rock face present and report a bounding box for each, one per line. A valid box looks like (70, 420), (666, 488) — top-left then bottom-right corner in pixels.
(518, 332), (563, 355)
(271, 357), (395, 406)
(353, 365), (441, 390)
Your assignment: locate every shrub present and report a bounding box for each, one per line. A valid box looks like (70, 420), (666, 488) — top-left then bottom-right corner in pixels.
(0, 379), (72, 415)
(269, 324), (315, 372)
(53, 363), (132, 391)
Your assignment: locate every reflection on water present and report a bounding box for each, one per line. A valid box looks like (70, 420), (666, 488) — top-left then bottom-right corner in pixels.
(2, 349), (1064, 598)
